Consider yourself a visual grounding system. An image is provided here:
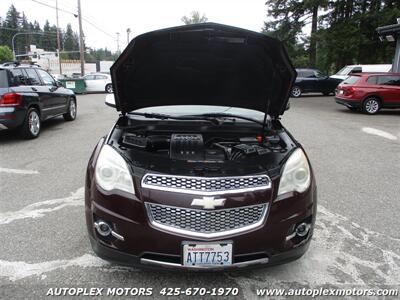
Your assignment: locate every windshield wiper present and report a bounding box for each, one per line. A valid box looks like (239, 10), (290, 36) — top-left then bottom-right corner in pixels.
(127, 112), (221, 125)
(186, 113), (264, 126)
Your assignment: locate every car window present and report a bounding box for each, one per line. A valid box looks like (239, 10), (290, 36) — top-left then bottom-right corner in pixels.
(366, 76), (377, 84)
(36, 69), (56, 86)
(0, 69), (9, 88)
(350, 67), (362, 74)
(10, 69), (29, 86)
(377, 76), (400, 86)
(305, 71), (315, 78)
(336, 66), (352, 76)
(315, 71), (326, 78)
(84, 75), (95, 80)
(342, 76), (360, 85)
(296, 71), (304, 78)
(95, 75), (107, 80)
(24, 68), (42, 85)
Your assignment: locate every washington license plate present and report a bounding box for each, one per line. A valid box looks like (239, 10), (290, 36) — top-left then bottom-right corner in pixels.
(183, 243), (232, 266)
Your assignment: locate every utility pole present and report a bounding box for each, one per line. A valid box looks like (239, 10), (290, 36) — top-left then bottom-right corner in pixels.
(55, 0), (62, 74)
(126, 28), (131, 45)
(77, 0), (85, 76)
(116, 32), (120, 53)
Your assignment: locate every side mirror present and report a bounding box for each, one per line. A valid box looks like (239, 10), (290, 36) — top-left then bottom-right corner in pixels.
(285, 101), (290, 111)
(56, 81), (63, 88)
(105, 94), (116, 108)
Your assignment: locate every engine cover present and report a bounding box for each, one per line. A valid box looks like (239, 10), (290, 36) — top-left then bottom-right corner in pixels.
(170, 134), (204, 161)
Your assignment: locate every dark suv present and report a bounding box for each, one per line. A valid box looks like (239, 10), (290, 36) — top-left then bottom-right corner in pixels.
(85, 23), (317, 270)
(291, 68), (342, 97)
(0, 63), (76, 139)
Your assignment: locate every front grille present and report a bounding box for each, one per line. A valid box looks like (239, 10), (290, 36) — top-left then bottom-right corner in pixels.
(146, 203), (268, 238)
(141, 174), (271, 195)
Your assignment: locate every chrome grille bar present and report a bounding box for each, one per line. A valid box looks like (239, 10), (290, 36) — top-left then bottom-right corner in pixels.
(145, 203), (268, 238)
(141, 173), (271, 195)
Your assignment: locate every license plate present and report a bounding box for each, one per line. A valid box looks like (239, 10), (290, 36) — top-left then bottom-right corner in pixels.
(183, 243), (232, 266)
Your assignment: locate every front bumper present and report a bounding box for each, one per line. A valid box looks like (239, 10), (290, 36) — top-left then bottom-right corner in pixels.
(89, 234), (310, 271)
(85, 177), (317, 270)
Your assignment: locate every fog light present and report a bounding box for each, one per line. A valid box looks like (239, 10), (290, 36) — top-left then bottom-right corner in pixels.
(286, 222), (311, 241)
(94, 219), (125, 241)
(94, 220), (111, 236)
(295, 223), (310, 237)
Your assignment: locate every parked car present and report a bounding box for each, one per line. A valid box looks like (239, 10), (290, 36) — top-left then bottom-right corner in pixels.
(51, 73), (66, 81)
(85, 23), (317, 270)
(335, 73), (400, 114)
(83, 73), (113, 93)
(291, 68), (342, 97)
(330, 64), (392, 81)
(0, 63), (76, 139)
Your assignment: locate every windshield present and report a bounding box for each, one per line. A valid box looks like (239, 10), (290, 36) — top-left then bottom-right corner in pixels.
(342, 76), (360, 85)
(335, 66), (352, 76)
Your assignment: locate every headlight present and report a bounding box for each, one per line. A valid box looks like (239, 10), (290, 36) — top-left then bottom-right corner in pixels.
(277, 148), (311, 196)
(95, 145), (135, 194)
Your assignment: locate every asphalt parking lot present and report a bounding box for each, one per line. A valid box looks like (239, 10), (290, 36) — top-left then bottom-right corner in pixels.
(0, 93), (399, 299)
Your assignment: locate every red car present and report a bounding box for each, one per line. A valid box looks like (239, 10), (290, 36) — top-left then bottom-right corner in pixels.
(335, 73), (400, 114)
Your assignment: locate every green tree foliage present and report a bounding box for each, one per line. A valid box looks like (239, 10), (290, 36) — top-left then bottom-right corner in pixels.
(0, 5), (117, 61)
(63, 24), (80, 59)
(264, 0), (399, 73)
(85, 48), (118, 63)
(181, 11), (208, 25)
(0, 45), (13, 61)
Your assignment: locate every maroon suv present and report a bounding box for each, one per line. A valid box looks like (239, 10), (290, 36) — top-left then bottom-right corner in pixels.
(335, 73), (400, 114)
(85, 23), (317, 270)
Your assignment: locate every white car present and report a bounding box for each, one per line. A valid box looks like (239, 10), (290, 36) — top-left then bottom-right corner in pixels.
(330, 64), (392, 80)
(83, 73), (113, 93)
(51, 73), (66, 81)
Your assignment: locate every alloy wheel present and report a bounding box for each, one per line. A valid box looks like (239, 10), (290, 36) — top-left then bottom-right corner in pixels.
(106, 84), (113, 93)
(364, 98), (379, 114)
(291, 87), (301, 97)
(28, 111), (40, 136)
(69, 100), (76, 119)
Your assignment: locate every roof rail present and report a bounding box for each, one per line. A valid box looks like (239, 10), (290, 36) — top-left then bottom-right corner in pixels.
(1, 61), (20, 67)
(28, 62), (41, 68)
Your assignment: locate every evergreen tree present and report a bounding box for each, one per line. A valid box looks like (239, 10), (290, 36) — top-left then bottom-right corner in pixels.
(264, 0), (400, 73)
(181, 11), (208, 25)
(2, 5), (21, 54)
(63, 24), (79, 59)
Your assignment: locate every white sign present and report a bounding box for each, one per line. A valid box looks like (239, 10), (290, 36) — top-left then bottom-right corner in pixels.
(65, 81), (76, 89)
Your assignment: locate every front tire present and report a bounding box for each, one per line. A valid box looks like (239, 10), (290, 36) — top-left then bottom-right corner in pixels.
(291, 86), (302, 98)
(63, 98), (77, 121)
(20, 107), (41, 139)
(105, 84), (113, 94)
(362, 97), (381, 115)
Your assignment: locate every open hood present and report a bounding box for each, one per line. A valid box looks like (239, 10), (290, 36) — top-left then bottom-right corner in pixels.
(111, 23), (296, 117)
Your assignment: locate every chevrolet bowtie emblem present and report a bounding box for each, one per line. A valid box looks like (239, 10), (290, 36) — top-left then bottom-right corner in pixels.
(191, 196), (226, 210)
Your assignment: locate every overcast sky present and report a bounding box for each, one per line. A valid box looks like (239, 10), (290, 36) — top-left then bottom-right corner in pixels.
(3, 0), (268, 52)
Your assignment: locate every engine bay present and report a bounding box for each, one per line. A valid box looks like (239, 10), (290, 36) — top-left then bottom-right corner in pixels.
(120, 131), (287, 162)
